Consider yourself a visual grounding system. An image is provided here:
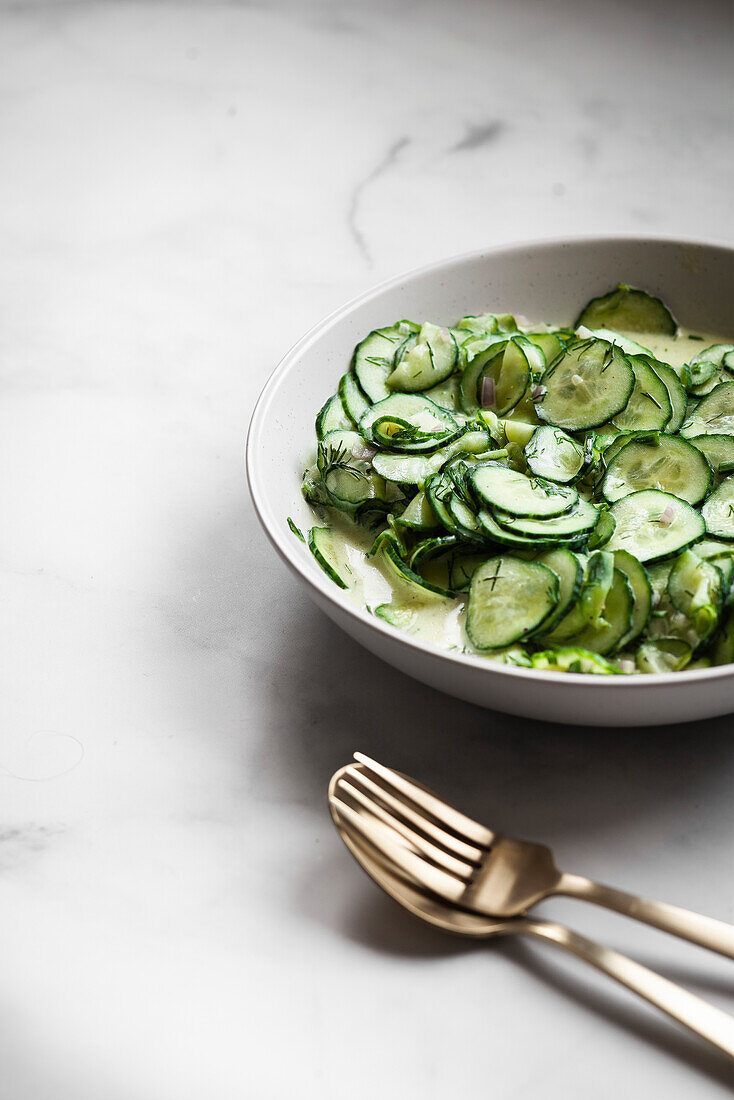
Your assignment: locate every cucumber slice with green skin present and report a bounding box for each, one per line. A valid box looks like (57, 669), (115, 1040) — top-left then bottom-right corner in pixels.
(308, 526), (351, 589)
(701, 477), (734, 540)
(636, 638), (692, 673)
(667, 550), (724, 628)
(579, 550), (615, 626)
(476, 508), (563, 548)
(409, 535), (459, 572)
(536, 339), (635, 432)
(351, 323), (419, 403)
(317, 430), (389, 510)
(525, 426), (585, 483)
(394, 490), (441, 532)
(381, 543), (454, 600)
(316, 391), (351, 438)
(449, 551), (491, 592)
(492, 498), (598, 539)
(575, 284), (677, 335)
(612, 355), (672, 431)
(712, 609), (734, 665)
(649, 360), (688, 431)
(531, 647), (621, 674)
(423, 373), (462, 411)
(576, 327), (652, 356)
(471, 463), (578, 518)
(684, 345), (734, 397)
(602, 434), (712, 505)
(372, 432), (498, 486)
(605, 489), (705, 563)
(446, 493), (484, 542)
(466, 557), (559, 649)
(613, 550), (652, 647)
(532, 548), (584, 635)
(524, 331), (569, 365)
(387, 323), (458, 392)
(588, 508), (616, 550)
(564, 568), (634, 655)
(687, 434), (734, 475)
(459, 336), (540, 416)
(360, 394), (460, 453)
(680, 381), (734, 437)
(339, 371), (371, 424)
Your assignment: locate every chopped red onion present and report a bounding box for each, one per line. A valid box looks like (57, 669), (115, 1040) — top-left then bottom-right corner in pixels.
(439, 327), (451, 341)
(619, 659), (635, 674)
(571, 373), (584, 386)
(531, 385), (547, 402)
(481, 376), (496, 408)
(658, 502), (678, 527)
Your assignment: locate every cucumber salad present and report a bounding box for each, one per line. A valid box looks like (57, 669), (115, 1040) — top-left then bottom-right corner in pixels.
(296, 284), (734, 675)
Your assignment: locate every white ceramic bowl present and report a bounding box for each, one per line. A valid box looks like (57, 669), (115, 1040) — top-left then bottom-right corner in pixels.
(247, 236), (734, 726)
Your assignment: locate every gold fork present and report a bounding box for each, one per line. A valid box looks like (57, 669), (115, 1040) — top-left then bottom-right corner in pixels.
(329, 774), (734, 1059)
(331, 752), (734, 959)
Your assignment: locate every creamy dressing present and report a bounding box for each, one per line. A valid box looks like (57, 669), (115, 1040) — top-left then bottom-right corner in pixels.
(320, 325), (730, 657)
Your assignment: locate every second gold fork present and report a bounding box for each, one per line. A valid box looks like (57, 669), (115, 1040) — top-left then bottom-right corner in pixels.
(335, 752), (734, 959)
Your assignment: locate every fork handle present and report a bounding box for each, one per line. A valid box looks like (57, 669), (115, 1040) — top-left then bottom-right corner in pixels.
(522, 917), (734, 1059)
(556, 873), (734, 960)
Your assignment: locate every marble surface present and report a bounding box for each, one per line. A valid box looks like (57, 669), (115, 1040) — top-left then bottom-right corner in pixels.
(1, 0), (734, 1096)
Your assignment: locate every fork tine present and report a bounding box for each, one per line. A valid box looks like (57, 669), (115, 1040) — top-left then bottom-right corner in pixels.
(353, 752), (495, 848)
(336, 777), (476, 879)
(342, 765), (483, 864)
(330, 795), (466, 903)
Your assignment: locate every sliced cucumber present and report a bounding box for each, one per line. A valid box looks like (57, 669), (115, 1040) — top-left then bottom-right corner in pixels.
(317, 430), (388, 510)
(308, 526), (351, 589)
(471, 463), (578, 518)
(685, 344), (734, 397)
(339, 371), (371, 424)
(613, 550), (652, 647)
(381, 543), (454, 600)
(423, 373), (462, 411)
(605, 489), (705, 563)
(533, 548), (584, 634)
(372, 430), (494, 484)
(680, 381), (734, 438)
(492, 498), (598, 539)
(575, 284), (677, 335)
(449, 551), (491, 592)
(524, 331), (568, 365)
(701, 477), (734, 540)
(576, 327), (652, 356)
(588, 508), (616, 550)
(395, 490), (441, 532)
(712, 610), (734, 665)
(360, 393), (459, 453)
(316, 391), (351, 438)
(387, 323), (458, 392)
(525, 426), (584, 483)
(459, 336), (540, 416)
(477, 508), (561, 548)
(612, 355), (672, 431)
(536, 339), (634, 432)
(467, 557), (559, 649)
(650, 359), (688, 432)
(531, 647), (621, 674)
(688, 434), (734, 475)
(636, 638), (692, 673)
(579, 550), (615, 626)
(351, 323), (418, 403)
(602, 434), (712, 505)
(668, 550), (724, 628)
(446, 493), (484, 541)
(565, 568), (634, 655)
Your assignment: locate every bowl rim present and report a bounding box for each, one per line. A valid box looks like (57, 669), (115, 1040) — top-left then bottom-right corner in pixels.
(247, 233), (734, 691)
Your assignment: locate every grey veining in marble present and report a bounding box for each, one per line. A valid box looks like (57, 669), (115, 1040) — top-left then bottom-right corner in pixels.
(1, 0), (733, 1097)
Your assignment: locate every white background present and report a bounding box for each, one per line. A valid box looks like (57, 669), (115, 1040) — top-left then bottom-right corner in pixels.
(1, 0), (734, 1096)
